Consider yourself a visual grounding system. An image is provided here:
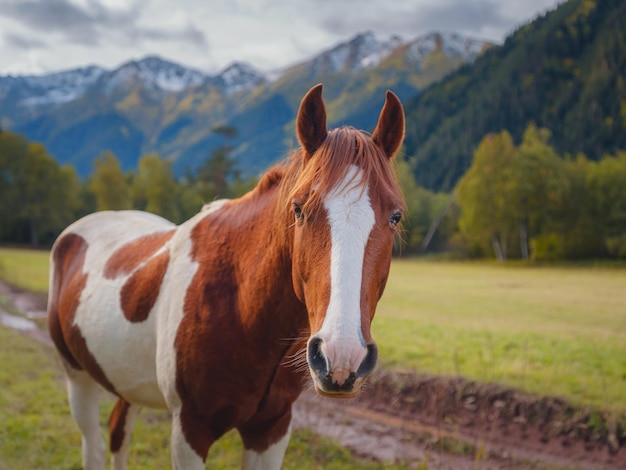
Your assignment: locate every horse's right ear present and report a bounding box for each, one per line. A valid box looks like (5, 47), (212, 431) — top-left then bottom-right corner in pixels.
(296, 84), (328, 159)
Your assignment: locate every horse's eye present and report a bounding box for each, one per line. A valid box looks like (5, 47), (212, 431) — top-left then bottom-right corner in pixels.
(292, 203), (303, 220)
(390, 211), (403, 226)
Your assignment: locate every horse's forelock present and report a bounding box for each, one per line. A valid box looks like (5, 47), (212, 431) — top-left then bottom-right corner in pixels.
(284, 127), (404, 214)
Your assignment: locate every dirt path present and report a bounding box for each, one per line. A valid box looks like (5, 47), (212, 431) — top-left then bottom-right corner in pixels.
(1, 279), (624, 469)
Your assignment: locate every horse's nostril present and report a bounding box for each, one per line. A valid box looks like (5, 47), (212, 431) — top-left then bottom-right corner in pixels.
(356, 343), (378, 378)
(307, 336), (328, 375)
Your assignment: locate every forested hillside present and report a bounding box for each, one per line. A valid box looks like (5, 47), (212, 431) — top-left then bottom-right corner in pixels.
(404, 0), (626, 191)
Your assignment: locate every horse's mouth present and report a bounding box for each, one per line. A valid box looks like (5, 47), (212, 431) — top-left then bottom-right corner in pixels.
(313, 384), (361, 399)
(310, 373), (366, 399)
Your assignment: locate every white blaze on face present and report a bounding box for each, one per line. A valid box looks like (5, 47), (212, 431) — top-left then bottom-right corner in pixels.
(318, 164), (375, 374)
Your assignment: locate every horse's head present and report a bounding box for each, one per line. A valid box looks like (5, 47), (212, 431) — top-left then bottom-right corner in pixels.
(288, 84), (405, 398)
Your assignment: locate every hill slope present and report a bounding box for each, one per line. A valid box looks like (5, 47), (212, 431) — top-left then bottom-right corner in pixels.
(404, 0), (626, 191)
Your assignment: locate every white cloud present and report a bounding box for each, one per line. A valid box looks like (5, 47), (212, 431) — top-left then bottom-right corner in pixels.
(0, 0), (562, 75)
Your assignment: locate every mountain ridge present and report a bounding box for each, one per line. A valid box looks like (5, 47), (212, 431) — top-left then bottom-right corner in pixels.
(0, 31), (492, 177)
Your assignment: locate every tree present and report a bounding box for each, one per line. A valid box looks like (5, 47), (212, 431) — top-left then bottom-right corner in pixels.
(456, 131), (517, 260)
(196, 126), (240, 201)
(0, 132), (81, 246)
(395, 158), (431, 252)
(510, 124), (568, 260)
(132, 153), (181, 222)
(88, 152), (132, 211)
(0, 131), (27, 241)
(586, 151), (626, 257)
(559, 155), (604, 258)
(393, 157), (458, 254)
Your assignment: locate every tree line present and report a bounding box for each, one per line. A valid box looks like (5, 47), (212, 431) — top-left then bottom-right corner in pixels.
(399, 123), (626, 261)
(1, 124), (625, 260)
(0, 127), (252, 247)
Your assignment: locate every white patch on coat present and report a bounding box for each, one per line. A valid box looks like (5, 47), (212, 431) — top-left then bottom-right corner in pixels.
(317, 165), (374, 372)
(155, 201), (229, 410)
(69, 211), (175, 408)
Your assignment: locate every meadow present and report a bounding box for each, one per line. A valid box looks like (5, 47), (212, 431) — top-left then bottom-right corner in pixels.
(1, 247), (625, 411)
(375, 260), (626, 412)
(1, 247), (625, 466)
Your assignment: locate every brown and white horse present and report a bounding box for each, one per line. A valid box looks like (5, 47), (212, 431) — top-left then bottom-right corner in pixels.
(48, 84), (405, 469)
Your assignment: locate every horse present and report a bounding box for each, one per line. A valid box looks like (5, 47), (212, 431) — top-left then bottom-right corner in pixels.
(47, 84), (405, 469)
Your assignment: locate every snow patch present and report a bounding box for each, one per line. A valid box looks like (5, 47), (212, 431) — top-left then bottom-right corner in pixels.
(218, 62), (266, 94)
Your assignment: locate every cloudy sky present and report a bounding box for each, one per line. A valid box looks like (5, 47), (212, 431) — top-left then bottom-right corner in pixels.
(0, 0), (562, 76)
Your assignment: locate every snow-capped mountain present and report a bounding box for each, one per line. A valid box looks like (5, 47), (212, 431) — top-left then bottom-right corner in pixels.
(217, 62), (267, 94)
(0, 30), (491, 178)
(405, 32), (489, 65)
(310, 31), (404, 74)
(305, 31), (488, 76)
(0, 65), (105, 107)
(0, 31), (489, 114)
(0, 56), (267, 112)
(102, 56), (208, 94)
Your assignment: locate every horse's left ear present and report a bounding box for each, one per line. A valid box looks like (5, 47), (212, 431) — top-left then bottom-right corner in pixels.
(371, 90), (405, 159)
(297, 84), (328, 159)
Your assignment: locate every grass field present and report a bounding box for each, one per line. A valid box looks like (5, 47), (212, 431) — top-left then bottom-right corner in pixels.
(1, 247), (625, 415)
(375, 260), (626, 413)
(1, 247), (625, 466)
(0, 247), (50, 294)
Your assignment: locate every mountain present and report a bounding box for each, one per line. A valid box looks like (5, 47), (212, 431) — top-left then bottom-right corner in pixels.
(0, 57), (268, 175)
(177, 31), (491, 176)
(0, 31), (491, 178)
(100, 56), (207, 93)
(403, 0), (626, 191)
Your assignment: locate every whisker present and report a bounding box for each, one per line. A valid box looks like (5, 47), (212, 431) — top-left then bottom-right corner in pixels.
(281, 348), (308, 369)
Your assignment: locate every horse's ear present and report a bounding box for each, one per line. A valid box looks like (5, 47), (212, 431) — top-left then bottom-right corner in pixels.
(371, 90), (405, 159)
(297, 84), (328, 159)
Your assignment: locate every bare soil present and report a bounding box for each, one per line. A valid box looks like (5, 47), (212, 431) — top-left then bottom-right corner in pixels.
(1, 280), (624, 469)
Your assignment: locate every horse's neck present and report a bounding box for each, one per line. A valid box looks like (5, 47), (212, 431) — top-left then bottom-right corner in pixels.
(219, 188), (305, 334)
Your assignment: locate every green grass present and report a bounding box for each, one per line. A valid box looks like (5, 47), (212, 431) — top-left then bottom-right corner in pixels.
(0, 248), (625, 412)
(375, 260), (626, 412)
(0, 247), (50, 294)
(0, 326), (397, 469)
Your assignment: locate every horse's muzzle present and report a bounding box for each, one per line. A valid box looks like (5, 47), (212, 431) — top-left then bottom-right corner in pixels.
(306, 336), (378, 398)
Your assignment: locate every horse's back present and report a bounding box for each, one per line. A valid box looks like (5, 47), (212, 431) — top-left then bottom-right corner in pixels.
(49, 210), (178, 408)
(56, 210), (175, 251)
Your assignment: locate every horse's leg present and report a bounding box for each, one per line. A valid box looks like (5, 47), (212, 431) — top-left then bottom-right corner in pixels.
(65, 369), (106, 470)
(170, 409), (211, 470)
(109, 398), (140, 470)
(238, 341), (304, 469)
(238, 412), (292, 470)
(240, 426), (291, 470)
